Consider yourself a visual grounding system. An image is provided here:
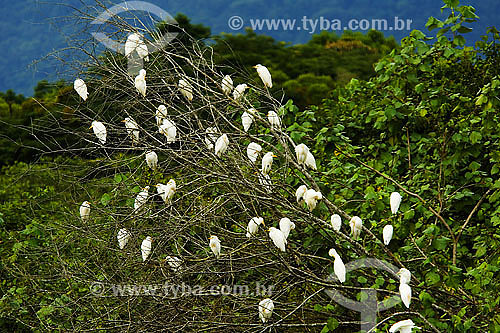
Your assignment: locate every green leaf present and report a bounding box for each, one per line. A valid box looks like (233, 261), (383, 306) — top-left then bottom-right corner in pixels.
(100, 193), (112, 206)
(432, 237), (451, 250)
(327, 317), (339, 330)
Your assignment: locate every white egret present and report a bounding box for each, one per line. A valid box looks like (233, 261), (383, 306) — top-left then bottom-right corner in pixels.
(268, 227), (286, 252)
(117, 228), (130, 249)
(279, 218), (295, 239)
(155, 179), (176, 204)
(241, 110), (255, 132)
(253, 64), (272, 88)
(178, 78), (194, 101)
(267, 111), (280, 129)
(399, 283), (412, 308)
(331, 214), (342, 232)
(390, 191), (402, 214)
(397, 268), (412, 285)
(165, 256), (182, 272)
(134, 186), (150, 212)
(261, 152), (276, 175)
(389, 319), (419, 333)
(296, 185), (307, 204)
(383, 224), (394, 245)
(80, 201), (91, 222)
(156, 105), (168, 127)
(125, 33), (149, 61)
(141, 236), (153, 261)
(304, 189), (322, 211)
(123, 117), (139, 143)
(215, 134), (229, 157)
(305, 151), (317, 170)
(74, 78), (88, 101)
(328, 248), (346, 283)
(258, 172), (272, 193)
(247, 142), (262, 163)
(134, 69), (147, 97)
(246, 217), (264, 238)
(205, 127), (218, 150)
(159, 118), (177, 143)
(233, 83), (248, 101)
(145, 151), (158, 170)
(349, 216), (363, 239)
(90, 121), (107, 144)
(258, 298), (274, 323)
(295, 143), (309, 165)
(209, 235), (221, 258)
(222, 75), (233, 95)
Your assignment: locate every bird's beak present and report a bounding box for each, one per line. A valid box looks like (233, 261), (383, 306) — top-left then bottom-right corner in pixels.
(272, 154), (277, 158)
(153, 185), (159, 188)
(266, 228), (271, 232)
(89, 125), (93, 129)
(252, 65), (257, 69)
(262, 222), (266, 227)
(121, 119), (126, 122)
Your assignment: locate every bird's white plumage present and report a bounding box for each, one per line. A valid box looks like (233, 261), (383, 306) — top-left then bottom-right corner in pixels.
(279, 218), (295, 240)
(205, 127), (218, 150)
(74, 78), (88, 101)
(268, 227), (286, 252)
(247, 142), (262, 163)
(215, 134), (229, 157)
(134, 69), (147, 97)
(117, 228), (130, 249)
(397, 268), (411, 285)
(328, 248), (346, 283)
(390, 191), (402, 214)
(123, 117), (139, 143)
(254, 64), (272, 88)
(349, 216), (363, 239)
(80, 201), (91, 222)
(145, 151), (158, 170)
(267, 111), (280, 129)
(156, 179), (176, 204)
(241, 110), (254, 132)
(233, 83), (248, 101)
(222, 75), (233, 95)
(258, 298), (274, 323)
(134, 186), (149, 212)
(165, 256), (182, 272)
(156, 105), (168, 127)
(159, 119), (177, 142)
(331, 214), (342, 231)
(141, 236), (153, 261)
(383, 224), (394, 246)
(246, 217), (264, 238)
(305, 151), (317, 170)
(179, 79), (194, 101)
(399, 283), (412, 308)
(261, 152), (275, 175)
(304, 189), (322, 211)
(295, 144), (309, 165)
(296, 185), (307, 204)
(125, 33), (149, 61)
(389, 319), (418, 333)
(209, 235), (221, 258)
(91, 121), (107, 144)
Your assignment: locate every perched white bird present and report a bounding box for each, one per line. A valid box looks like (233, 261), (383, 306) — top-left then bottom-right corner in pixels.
(397, 268), (412, 285)
(261, 152), (276, 175)
(390, 191), (402, 214)
(296, 185), (308, 204)
(145, 151), (158, 170)
(134, 186), (149, 212)
(159, 119), (177, 143)
(165, 256), (182, 272)
(156, 105), (168, 127)
(209, 235), (221, 258)
(383, 224), (394, 246)
(123, 117), (139, 143)
(246, 217), (264, 238)
(233, 83), (248, 101)
(328, 248), (346, 283)
(80, 201), (91, 222)
(279, 218), (295, 239)
(90, 121), (107, 144)
(205, 127), (218, 150)
(215, 134), (229, 157)
(258, 172), (272, 193)
(267, 111), (280, 129)
(253, 64), (272, 88)
(247, 142), (262, 163)
(178, 79), (194, 101)
(134, 69), (147, 97)
(125, 33), (149, 61)
(74, 78), (88, 101)
(331, 214), (342, 232)
(222, 75), (233, 95)
(155, 179), (176, 203)
(349, 216), (363, 239)
(241, 110), (255, 132)
(389, 319), (419, 333)
(399, 283), (412, 308)
(305, 151), (317, 170)
(268, 227), (286, 252)
(295, 144), (309, 165)
(304, 189), (322, 211)
(141, 236), (153, 261)
(258, 298), (274, 323)
(117, 228), (130, 249)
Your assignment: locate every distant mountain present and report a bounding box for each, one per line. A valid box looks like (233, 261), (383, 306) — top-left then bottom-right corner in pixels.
(2, 0), (498, 95)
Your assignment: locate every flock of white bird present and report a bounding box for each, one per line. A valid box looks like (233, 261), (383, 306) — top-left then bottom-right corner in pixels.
(74, 37), (417, 330)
